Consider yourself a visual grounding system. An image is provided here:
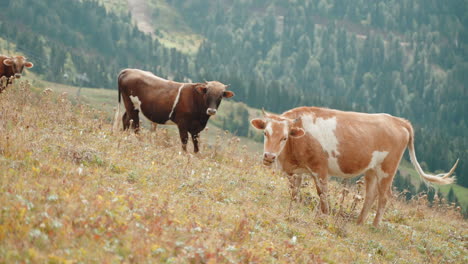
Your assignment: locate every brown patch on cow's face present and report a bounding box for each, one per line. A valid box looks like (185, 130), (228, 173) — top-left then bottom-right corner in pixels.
(196, 81), (234, 116)
(251, 114), (305, 166)
(3, 56), (34, 78)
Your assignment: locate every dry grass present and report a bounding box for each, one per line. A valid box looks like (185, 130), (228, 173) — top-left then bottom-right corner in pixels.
(0, 81), (467, 263)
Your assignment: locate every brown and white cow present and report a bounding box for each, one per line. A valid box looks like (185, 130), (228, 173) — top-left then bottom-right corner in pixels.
(251, 107), (458, 226)
(113, 69), (234, 153)
(0, 55), (34, 82)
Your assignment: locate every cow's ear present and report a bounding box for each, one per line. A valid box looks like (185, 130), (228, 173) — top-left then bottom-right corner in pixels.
(251, 118), (266, 130)
(223, 91), (235, 98)
(195, 84), (207, 94)
(24, 61), (34, 68)
(3, 59), (13, 66)
(290, 127), (305, 138)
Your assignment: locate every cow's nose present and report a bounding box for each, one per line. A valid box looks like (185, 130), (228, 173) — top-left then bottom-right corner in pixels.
(15, 74), (21, 79)
(206, 108), (217, 116)
(263, 152), (276, 164)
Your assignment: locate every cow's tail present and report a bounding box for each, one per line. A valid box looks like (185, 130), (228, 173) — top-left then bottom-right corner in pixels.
(112, 70), (125, 133)
(404, 121), (458, 185)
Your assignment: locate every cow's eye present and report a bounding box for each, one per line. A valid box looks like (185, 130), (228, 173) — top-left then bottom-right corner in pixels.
(264, 131), (267, 136)
(282, 137), (287, 141)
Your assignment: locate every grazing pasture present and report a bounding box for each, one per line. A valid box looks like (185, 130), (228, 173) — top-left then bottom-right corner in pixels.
(0, 81), (466, 263)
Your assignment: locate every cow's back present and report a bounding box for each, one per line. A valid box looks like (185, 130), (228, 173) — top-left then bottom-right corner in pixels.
(119, 69), (178, 91)
(282, 107), (410, 177)
(118, 69), (184, 124)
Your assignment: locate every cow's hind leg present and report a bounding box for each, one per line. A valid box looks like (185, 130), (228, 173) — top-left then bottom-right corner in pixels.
(357, 170), (378, 225)
(129, 109), (140, 132)
(121, 95), (140, 133)
(373, 165), (398, 227)
(122, 112), (130, 130)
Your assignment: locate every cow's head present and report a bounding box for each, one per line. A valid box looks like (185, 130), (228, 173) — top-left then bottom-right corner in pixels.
(3, 56), (34, 79)
(195, 81), (235, 116)
(251, 110), (305, 166)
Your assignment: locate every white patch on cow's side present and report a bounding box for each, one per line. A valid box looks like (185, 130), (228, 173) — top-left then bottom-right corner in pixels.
(367, 151), (390, 180)
(130, 95), (142, 112)
(168, 84), (185, 119)
(302, 115), (347, 176)
(368, 151), (389, 170)
(302, 115), (339, 155)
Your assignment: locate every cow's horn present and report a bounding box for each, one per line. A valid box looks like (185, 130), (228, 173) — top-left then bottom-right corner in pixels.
(262, 108), (266, 116)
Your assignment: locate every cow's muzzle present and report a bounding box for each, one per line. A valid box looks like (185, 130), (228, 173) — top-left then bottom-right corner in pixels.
(14, 74), (21, 79)
(206, 108), (217, 116)
(263, 152), (276, 166)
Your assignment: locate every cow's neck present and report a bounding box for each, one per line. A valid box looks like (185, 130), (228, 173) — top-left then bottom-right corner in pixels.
(189, 85), (210, 125)
(277, 140), (298, 173)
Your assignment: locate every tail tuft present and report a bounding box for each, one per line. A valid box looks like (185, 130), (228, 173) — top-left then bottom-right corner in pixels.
(405, 122), (457, 185)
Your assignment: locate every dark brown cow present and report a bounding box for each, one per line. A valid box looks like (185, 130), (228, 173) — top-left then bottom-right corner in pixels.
(0, 55), (34, 82)
(251, 107), (458, 227)
(113, 69), (235, 153)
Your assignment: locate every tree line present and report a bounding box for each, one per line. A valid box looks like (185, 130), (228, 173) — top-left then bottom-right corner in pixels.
(0, 0), (189, 88)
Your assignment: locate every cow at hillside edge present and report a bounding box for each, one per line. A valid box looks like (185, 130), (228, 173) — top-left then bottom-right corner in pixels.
(251, 107), (458, 227)
(113, 69), (234, 153)
(0, 55), (34, 82)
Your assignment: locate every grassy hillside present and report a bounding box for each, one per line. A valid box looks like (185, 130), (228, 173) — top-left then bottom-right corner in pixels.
(20, 76), (468, 211)
(39, 79), (468, 209)
(0, 81), (466, 263)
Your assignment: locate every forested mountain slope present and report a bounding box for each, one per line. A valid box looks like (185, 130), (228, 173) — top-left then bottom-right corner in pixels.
(0, 0), (190, 87)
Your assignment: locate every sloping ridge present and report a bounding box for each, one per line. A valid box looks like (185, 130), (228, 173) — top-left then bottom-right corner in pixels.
(127, 0), (155, 35)
(125, 0), (203, 54)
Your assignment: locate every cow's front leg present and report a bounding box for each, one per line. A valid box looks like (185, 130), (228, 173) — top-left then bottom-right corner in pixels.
(177, 126), (189, 152)
(287, 173), (302, 202)
(190, 133), (200, 153)
(312, 174), (330, 214)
